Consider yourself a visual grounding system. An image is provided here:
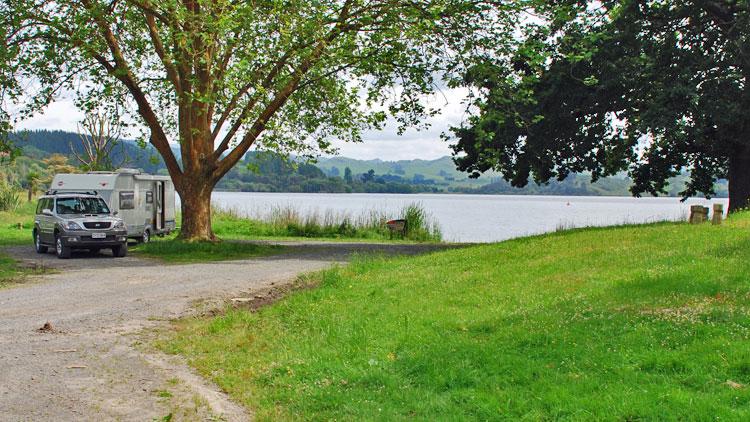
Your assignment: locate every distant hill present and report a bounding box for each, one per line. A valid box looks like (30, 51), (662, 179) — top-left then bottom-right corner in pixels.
(5, 129), (727, 197)
(10, 129), (168, 174)
(317, 155), (728, 197)
(215, 152), (439, 194)
(317, 156), (486, 188)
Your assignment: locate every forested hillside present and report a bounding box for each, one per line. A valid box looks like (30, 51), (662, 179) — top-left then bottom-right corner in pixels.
(10, 130), (167, 174)
(317, 156), (482, 187)
(2, 130), (727, 197)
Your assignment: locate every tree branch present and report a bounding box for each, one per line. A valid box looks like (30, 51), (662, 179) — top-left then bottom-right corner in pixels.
(210, 49), (296, 155)
(81, 0), (183, 181)
(213, 8), (356, 178)
(211, 0), (358, 160)
(144, 12), (181, 92)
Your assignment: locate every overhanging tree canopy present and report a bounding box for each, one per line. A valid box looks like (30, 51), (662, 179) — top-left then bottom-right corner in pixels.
(451, 0), (750, 211)
(2, 0), (519, 239)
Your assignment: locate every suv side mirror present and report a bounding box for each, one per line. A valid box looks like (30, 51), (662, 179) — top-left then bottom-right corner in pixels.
(112, 211), (118, 216)
(42, 209), (53, 216)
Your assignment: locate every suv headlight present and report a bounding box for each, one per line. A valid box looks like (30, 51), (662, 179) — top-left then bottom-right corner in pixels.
(113, 220), (126, 230)
(64, 221), (83, 231)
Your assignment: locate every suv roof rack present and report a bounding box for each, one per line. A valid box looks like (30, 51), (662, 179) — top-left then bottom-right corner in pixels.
(45, 190), (99, 196)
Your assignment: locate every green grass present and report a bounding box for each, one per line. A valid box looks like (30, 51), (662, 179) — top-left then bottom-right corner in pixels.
(133, 239), (282, 263)
(0, 254), (26, 288)
(0, 201), (35, 247)
(159, 212), (750, 420)
(0, 201), (38, 288)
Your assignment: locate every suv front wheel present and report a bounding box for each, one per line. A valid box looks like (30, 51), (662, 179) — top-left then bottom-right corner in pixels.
(112, 242), (128, 258)
(55, 234), (71, 259)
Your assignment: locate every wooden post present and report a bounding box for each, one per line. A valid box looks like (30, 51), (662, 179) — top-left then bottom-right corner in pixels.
(689, 205), (709, 224)
(712, 203), (724, 225)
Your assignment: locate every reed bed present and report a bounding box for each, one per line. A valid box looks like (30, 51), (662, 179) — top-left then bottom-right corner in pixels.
(211, 202), (441, 242)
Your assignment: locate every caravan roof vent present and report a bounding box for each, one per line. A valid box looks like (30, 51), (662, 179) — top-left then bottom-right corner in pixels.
(115, 168), (142, 175)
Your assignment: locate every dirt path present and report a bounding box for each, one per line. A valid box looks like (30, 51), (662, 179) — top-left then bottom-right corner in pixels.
(0, 242), (453, 421)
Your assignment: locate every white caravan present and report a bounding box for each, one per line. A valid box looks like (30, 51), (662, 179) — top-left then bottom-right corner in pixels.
(50, 169), (176, 242)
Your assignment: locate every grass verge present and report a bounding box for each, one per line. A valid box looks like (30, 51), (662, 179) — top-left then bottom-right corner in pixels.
(133, 239), (283, 263)
(0, 254), (27, 289)
(159, 212), (750, 420)
(0, 202), (39, 288)
(0, 201), (36, 247)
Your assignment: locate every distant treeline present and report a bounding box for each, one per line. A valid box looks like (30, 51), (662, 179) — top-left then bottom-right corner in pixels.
(217, 153), (440, 193)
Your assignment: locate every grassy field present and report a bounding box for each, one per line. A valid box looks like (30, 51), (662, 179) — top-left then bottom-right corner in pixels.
(159, 212), (750, 420)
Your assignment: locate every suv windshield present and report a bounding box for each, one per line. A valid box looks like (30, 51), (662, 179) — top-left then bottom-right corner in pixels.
(56, 197), (111, 215)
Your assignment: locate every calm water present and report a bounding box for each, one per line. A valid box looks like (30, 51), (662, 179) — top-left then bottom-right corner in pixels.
(208, 192), (728, 243)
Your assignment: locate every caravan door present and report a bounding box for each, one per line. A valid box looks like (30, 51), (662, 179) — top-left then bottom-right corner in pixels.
(155, 181), (165, 231)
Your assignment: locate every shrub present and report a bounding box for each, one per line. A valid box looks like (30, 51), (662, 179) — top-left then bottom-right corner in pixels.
(0, 182), (20, 212)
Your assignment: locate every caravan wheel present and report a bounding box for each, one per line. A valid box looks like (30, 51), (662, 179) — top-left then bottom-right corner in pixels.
(141, 229), (150, 244)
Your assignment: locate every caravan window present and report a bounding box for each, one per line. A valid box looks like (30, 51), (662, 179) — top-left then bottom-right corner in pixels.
(145, 191), (153, 204)
(119, 191), (135, 209)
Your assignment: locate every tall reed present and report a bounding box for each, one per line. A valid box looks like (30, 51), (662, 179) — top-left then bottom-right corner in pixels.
(400, 203), (442, 241)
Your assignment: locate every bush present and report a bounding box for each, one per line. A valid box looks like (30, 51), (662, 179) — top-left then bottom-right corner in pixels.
(0, 183), (20, 212)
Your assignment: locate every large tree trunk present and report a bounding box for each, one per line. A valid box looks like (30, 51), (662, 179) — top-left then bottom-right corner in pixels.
(177, 180), (216, 241)
(728, 144), (750, 213)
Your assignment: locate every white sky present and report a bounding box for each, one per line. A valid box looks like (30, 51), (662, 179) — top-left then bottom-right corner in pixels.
(17, 88), (469, 161)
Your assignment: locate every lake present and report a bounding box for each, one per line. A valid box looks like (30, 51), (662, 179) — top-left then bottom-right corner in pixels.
(208, 192), (728, 243)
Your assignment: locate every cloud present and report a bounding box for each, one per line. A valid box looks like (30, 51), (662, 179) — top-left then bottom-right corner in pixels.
(330, 87), (470, 160)
(334, 137), (453, 161)
(17, 99), (83, 132)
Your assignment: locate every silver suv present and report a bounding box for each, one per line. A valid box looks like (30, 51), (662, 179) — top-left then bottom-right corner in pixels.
(33, 192), (128, 259)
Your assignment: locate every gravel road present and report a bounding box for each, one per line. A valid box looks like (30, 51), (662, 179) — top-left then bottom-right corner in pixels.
(0, 242), (453, 421)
